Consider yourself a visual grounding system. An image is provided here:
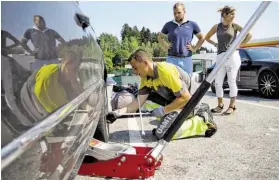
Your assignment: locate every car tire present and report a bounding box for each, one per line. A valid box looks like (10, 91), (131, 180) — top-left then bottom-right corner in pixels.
(258, 71), (279, 99)
(211, 81), (216, 94)
(94, 111), (109, 142)
(211, 80), (227, 94)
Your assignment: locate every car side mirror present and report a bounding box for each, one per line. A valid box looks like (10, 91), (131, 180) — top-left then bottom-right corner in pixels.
(75, 13), (90, 30)
(241, 58), (249, 64)
(97, 39), (101, 45)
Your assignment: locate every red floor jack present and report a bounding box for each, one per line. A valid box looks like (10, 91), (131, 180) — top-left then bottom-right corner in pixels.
(78, 2), (271, 179)
(78, 138), (163, 179)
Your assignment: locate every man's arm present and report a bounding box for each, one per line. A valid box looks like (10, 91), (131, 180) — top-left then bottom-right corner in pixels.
(5, 31), (21, 49)
(157, 23), (171, 51)
(157, 33), (171, 51)
(234, 23), (252, 45)
(160, 69), (191, 113)
(20, 29), (34, 55)
(52, 30), (65, 44)
(187, 22), (205, 53)
(164, 89), (191, 113)
(123, 94), (149, 113)
(193, 33), (205, 52)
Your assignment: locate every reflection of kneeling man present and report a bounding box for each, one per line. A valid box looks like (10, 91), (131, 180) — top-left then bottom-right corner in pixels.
(107, 49), (217, 140)
(21, 15), (65, 72)
(21, 50), (85, 178)
(21, 50), (83, 121)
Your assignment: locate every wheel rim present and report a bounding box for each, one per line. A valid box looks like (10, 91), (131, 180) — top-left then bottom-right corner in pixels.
(259, 73), (277, 97)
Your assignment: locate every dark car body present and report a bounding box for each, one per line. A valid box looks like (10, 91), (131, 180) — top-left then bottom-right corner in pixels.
(1, 2), (108, 180)
(206, 47), (279, 98)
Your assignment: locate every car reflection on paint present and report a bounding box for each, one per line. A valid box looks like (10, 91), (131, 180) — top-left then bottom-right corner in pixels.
(1, 1), (109, 180)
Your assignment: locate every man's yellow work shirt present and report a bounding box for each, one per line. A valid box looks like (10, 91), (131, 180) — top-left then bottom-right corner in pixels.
(33, 64), (70, 113)
(139, 62), (191, 101)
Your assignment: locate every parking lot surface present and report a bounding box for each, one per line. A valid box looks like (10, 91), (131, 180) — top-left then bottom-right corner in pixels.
(76, 90), (279, 180)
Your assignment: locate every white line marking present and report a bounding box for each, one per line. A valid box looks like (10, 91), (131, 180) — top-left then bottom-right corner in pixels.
(40, 140), (47, 153)
(57, 164), (64, 173)
(128, 117), (146, 147)
(223, 97), (279, 110)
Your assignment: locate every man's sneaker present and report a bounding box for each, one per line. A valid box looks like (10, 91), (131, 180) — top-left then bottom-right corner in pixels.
(205, 122), (217, 138)
(195, 103), (217, 137)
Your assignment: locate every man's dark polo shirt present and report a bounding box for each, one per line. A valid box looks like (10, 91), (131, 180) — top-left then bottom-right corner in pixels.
(161, 20), (201, 57)
(23, 27), (62, 60)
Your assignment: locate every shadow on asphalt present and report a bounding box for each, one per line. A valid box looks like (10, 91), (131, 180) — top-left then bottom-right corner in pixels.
(109, 130), (210, 144)
(149, 120), (160, 126)
(206, 89), (279, 102)
(109, 130), (157, 144)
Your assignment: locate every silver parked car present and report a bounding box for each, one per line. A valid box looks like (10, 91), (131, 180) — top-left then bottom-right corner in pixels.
(1, 1), (109, 179)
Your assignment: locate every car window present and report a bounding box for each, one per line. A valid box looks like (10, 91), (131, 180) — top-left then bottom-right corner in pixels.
(246, 47), (279, 61)
(238, 49), (250, 61)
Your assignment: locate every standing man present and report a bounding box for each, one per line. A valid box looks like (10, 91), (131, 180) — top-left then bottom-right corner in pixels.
(21, 15), (65, 72)
(158, 2), (205, 76)
(106, 49), (217, 140)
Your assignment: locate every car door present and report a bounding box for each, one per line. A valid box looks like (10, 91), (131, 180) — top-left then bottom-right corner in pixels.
(238, 49), (252, 88)
(1, 2), (105, 180)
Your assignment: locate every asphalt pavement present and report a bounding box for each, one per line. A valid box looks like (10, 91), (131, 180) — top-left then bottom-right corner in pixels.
(76, 90), (279, 180)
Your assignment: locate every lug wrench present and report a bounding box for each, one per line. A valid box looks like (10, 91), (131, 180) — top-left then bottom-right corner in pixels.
(136, 83), (145, 136)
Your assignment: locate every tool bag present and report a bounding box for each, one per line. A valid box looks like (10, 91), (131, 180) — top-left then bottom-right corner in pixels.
(153, 103), (216, 140)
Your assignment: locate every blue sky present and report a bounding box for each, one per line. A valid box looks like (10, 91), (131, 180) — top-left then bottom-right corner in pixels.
(79, 1), (279, 49)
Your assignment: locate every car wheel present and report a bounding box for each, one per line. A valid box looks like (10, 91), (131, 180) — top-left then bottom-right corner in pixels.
(258, 71), (279, 98)
(210, 80), (227, 94)
(211, 81), (216, 94)
(94, 111), (109, 142)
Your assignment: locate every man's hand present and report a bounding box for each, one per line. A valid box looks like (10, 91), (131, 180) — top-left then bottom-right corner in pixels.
(31, 48), (40, 56)
(186, 42), (196, 53)
(151, 106), (166, 118)
(166, 42), (172, 50)
(106, 110), (120, 124)
(158, 32), (167, 39)
(158, 32), (172, 50)
(106, 107), (128, 124)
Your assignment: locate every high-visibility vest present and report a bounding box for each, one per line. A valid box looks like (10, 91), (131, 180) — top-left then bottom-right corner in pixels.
(33, 64), (69, 113)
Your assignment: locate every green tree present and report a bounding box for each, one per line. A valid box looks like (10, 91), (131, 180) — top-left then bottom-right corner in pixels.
(140, 27), (151, 44)
(150, 32), (158, 43)
(99, 33), (120, 52)
(132, 26), (141, 41)
(104, 56), (113, 72)
(152, 42), (167, 57)
(121, 37), (130, 52)
(121, 23), (133, 41)
(115, 49), (130, 58)
(129, 36), (139, 53)
(140, 41), (153, 58)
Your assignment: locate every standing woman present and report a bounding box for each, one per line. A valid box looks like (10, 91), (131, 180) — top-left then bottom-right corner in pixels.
(205, 5), (252, 115)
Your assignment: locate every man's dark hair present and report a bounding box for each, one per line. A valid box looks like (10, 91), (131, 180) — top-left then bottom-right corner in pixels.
(33, 15), (45, 22)
(127, 53), (134, 62)
(173, 2), (185, 11)
(128, 49), (148, 62)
